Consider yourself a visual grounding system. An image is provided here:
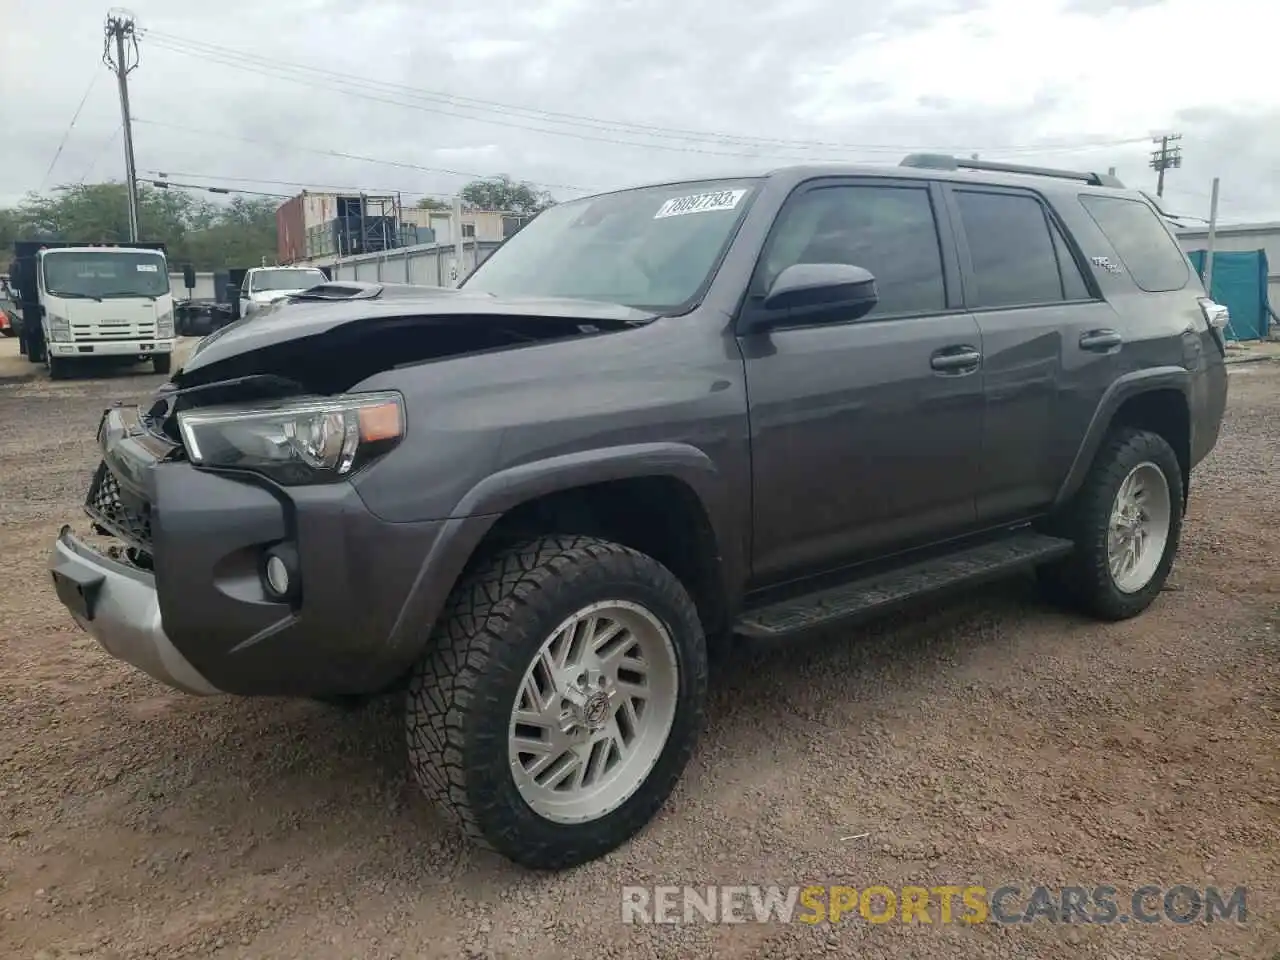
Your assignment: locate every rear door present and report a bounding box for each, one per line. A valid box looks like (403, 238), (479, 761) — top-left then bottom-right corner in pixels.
(740, 176), (986, 583)
(943, 184), (1121, 523)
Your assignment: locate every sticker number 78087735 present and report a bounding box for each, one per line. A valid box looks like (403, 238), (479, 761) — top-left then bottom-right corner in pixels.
(653, 189), (748, 219)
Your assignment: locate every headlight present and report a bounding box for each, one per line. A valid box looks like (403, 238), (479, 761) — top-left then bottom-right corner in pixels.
(156, 309), (174, 338)
(48, 314), (71, 342)
(176, 392), (405, 485)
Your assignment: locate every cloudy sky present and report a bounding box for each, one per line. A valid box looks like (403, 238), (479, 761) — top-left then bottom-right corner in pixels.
(2, 0), (1277, 223)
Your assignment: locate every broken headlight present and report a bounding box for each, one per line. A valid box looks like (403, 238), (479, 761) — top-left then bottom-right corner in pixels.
(176, 392), (404, 485)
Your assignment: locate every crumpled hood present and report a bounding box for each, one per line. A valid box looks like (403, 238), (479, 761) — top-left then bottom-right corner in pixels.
(248, 289), (308, 304)
(180, 286), (655, 380)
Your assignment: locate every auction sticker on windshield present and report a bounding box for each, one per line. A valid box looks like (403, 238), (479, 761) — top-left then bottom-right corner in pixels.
(654, 189), (748, 219)
(136, 263), (159, 272)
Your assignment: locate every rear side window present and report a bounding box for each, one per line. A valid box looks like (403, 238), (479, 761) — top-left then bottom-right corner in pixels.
(953, 190), (1064, 309)
(1078, 194), (1190, 292)
(1048, 216), (1092, 301)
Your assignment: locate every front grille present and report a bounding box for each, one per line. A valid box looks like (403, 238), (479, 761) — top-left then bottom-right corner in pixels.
(71, 323), (156, 340)
(84, 461), (152, 552)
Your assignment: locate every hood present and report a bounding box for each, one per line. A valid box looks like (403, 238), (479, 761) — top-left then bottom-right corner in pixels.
(177, 285), (656, 387)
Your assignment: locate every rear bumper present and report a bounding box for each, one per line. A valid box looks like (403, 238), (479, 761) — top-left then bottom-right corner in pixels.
(49, 339), (174, 357)
(50, 527), (222, 695)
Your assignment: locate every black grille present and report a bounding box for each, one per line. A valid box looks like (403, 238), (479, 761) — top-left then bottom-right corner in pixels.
(84, 461), (152, 551)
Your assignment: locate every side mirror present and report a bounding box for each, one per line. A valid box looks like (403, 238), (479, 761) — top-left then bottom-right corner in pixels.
(182, 264), (196, 290)
(761, 263), (879, 322)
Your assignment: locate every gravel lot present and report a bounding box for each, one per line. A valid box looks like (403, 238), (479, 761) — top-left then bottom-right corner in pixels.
(0, 337), (1276, 960)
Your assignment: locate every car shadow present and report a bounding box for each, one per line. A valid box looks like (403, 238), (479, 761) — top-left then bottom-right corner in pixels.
(66, 571), (1084, 904)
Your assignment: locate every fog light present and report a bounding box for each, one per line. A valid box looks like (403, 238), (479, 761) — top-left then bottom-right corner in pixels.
(265, 555), (290, 595)
(261, 543), (300, 602)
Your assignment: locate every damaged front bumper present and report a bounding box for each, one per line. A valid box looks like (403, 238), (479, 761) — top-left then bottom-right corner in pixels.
(47, 402), (487, 698)
(50, 528), (222, 694)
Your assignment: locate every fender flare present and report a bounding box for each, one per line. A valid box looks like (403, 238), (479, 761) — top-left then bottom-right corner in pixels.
(383, 442), (738, 671)
(1052, 366), (1192, 509)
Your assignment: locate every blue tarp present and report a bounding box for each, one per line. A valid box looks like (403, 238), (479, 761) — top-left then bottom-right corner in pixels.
(1187, 248), (1271, 341)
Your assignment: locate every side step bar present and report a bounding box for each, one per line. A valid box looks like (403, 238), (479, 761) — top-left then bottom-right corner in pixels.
(734, 531), (1074, 639)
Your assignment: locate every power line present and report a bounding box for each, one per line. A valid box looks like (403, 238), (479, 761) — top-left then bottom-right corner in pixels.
(138, 169), (454, 199)
(78, 126), (122, 184)
(141, 30), (1148, 161)
(39, 72), (100, 190)
(143, 177), (292, 199)
(131, 117), (597, 193)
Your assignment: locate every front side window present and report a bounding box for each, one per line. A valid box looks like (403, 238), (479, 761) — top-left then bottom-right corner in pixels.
(953, 190), (1064, 309)
(41, 250), (170, 299)
(760, 183), (947, 317)
(462, 178), (761, 312)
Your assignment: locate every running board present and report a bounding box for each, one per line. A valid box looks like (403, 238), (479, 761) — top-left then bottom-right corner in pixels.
(734, 531), (1075, 639)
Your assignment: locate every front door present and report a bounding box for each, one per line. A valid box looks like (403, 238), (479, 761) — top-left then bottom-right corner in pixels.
(739, 177), (986, 585)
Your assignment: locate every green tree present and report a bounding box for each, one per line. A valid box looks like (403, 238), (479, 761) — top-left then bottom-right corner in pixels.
(460, 175), (555, 214)
(0, 181), (279, 270)
(415, 196), (450, 211)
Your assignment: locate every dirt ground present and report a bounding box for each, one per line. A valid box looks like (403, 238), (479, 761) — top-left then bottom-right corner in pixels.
(0, 336), (1276, 960)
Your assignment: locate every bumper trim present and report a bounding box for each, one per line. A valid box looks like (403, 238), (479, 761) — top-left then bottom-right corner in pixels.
(50, 526), (223, 695)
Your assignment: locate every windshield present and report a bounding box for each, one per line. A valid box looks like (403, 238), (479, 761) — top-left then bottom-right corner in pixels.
(251, 269), (326, 292)
(42, 250), (169, 299)
(462, 178), (761, 311)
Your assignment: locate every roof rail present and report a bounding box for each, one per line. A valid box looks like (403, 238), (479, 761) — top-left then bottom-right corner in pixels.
(899, 153), (1126, 189)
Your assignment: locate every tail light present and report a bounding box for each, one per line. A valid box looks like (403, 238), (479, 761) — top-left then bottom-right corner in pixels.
(1198, 297), (1230, 355)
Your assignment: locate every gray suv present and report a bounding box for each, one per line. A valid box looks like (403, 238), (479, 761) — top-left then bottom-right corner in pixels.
(49, 154), (1230, 870)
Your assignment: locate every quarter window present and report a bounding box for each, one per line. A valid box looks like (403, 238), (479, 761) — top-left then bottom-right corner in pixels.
(1079, 194), (1190, 292)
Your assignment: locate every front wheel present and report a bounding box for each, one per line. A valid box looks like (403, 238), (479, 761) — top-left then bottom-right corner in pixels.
(1039, 427), (1183, 621)
(406, 535), (708, 870)
(153, 353), (172, 375)
(47, 355), (71, 380)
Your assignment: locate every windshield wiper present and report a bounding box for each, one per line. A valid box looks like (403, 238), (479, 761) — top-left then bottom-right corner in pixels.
(52, 291), (103, 302)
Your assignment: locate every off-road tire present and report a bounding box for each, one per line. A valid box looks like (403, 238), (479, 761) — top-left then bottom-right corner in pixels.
(1039, 427), (1183, 621)
(406, 535), (708, 870)
(153, 354), (172, 375)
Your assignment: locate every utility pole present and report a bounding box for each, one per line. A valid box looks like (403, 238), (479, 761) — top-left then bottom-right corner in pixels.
(1203, 177), (1220, 298)
(104, 11), (141, 241)
(1149, 133), (1182, 198)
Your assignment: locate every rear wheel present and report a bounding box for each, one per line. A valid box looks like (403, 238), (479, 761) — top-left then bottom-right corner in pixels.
(406, 535), (708, 870)
(1039, 427), (1183, 620)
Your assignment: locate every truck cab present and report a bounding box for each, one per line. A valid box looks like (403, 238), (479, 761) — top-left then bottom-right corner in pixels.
(15, 243), (176, 378)
(239, 266), (327, 320)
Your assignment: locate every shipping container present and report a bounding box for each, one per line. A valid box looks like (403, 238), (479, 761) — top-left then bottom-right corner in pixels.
(276, 194), (307, 265)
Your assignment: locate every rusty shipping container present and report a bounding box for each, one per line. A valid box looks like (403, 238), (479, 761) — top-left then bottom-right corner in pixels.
(275, 194), (307, 265)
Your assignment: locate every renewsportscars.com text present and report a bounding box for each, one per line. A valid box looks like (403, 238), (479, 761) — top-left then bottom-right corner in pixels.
(621, 884), (1248, 926)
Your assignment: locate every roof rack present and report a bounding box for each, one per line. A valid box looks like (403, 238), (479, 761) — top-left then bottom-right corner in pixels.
(899, 153), (1126, 189)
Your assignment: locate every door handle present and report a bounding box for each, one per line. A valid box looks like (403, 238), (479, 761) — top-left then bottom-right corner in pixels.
(930, 347), (982, 373)
(1080, 329), (1123, 351)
